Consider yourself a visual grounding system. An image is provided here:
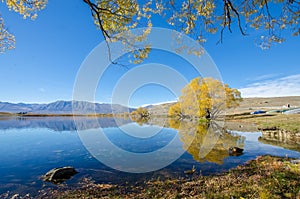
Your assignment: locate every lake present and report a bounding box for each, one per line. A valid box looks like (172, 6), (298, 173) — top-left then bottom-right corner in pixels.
(0, 116), (299, 196)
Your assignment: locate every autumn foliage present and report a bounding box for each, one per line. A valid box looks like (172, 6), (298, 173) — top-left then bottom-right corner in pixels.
(131, 107), (149, 118)
(169, 77), (242, 119)
(2, 1), (300, 54)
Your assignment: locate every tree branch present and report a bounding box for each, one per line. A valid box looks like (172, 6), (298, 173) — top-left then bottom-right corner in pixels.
(83, 0), (121, 65)
(226, 0), (246, 36)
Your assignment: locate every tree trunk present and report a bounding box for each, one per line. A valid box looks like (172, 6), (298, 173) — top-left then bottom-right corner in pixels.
(205, 109), (211, 119)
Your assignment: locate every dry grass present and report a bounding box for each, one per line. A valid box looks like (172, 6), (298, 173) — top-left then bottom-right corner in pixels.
(227, 96), (300, 115)
(4, 156), (299, 199)
(227, 113), (300, 133)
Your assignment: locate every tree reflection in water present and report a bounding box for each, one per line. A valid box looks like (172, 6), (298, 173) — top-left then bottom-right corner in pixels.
(169, 119), (245, 165)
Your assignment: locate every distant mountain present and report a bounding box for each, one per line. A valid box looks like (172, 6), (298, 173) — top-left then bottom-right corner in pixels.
(0, 102), (42, 113)
(0, 101), (135, 114)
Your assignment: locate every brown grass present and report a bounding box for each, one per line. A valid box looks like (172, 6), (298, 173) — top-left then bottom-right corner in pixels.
(227, 113), (300, 133)
(8, 156), (298, 199)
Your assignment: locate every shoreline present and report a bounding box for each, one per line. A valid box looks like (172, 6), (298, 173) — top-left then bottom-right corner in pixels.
(2, 111), (299, 133)
(0, 112), (299, 198)
(3, 155), (299, 199)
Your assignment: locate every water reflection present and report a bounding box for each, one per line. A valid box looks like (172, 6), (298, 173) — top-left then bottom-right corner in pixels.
(0, 116), (132, 131)
(170, 119), (245, 164)
(258, 130), (300, 152)
(0, 116), (247, 176)
(134, 117), (246, 165)
(0, 116), (299, 197)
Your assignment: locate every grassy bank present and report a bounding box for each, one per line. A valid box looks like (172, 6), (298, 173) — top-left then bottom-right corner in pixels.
(8, 156), (297, 199)
(226, 113), (300, 133)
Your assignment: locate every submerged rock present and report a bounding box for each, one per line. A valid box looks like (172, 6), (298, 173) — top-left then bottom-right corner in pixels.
(229, 147), (244, 156)
(42, 166), (78, 184)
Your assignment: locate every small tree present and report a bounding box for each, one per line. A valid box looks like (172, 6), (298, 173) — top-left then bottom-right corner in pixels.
(131, 107), (149, 118)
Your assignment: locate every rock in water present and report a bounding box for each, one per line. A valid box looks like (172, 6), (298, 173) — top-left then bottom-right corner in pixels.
(229, 147), (244, 156)
(42, 166), (78, 184)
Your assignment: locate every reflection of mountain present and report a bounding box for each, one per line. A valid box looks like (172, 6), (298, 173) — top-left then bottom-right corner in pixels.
(0, 117), (132, 131)
(169, 119), (245, 164)
(0, 101), (134, 114)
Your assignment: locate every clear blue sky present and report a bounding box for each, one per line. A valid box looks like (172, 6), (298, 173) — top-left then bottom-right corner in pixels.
(1, 1), (300, 107)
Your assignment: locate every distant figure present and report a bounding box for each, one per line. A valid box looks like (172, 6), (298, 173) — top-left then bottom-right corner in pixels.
(287, 104), (290, 108)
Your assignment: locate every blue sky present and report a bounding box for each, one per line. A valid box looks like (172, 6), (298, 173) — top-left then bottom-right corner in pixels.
(1, 1), (300, 107)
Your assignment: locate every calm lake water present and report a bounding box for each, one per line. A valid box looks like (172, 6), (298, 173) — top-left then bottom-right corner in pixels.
(0, 116), (299, 196)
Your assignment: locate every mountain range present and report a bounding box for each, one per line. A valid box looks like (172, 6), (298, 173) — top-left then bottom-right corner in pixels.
(0, 101), (135, 114)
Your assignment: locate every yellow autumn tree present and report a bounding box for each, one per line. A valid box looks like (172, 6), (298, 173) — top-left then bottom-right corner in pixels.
(168, 103), (182, 118)
(168, 77), (242, 119)
(130, 107), (150, 125)
(131, 107), (149, 118)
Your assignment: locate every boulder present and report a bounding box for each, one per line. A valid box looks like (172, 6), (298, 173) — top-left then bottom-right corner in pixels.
(42, 166), (78, 184)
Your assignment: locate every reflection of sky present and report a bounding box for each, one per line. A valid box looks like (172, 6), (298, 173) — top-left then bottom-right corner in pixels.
(0, 128), (87, 186)
(0, 120), (299, 195)
(231, 131), (300, 158)
(231, 131), (261, 142)
(103, 123), (178, 153)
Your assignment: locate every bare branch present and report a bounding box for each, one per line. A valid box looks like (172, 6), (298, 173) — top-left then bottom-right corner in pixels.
(226, 0), (246, 36)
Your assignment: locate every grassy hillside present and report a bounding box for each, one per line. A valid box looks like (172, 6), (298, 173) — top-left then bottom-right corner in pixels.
(228, 96), (300, 114)
(148, 96), (300, 116)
